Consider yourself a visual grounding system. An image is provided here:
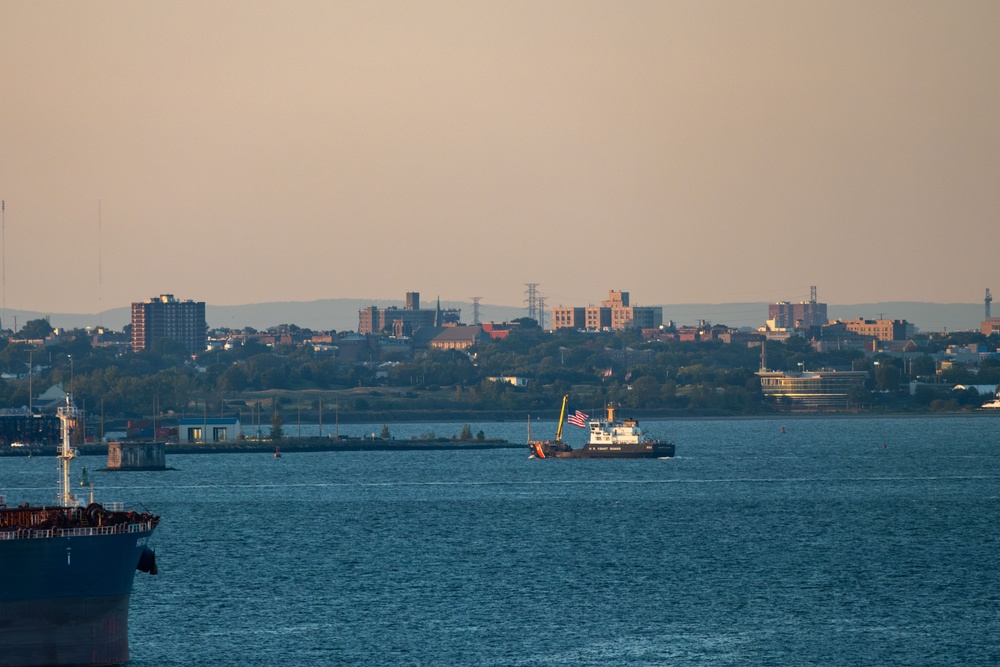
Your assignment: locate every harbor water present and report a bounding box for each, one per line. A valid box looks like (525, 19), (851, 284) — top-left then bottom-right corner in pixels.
(3, 415), (999, 665)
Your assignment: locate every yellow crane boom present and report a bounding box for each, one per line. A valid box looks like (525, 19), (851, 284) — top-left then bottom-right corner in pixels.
(554, 394), (569, 442)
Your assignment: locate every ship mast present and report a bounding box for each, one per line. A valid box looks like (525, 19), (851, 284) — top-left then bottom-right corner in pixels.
(57, 395), (80, 507)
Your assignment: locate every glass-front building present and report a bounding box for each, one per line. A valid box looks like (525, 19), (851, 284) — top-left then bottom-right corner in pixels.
(757, 370), (868, 408)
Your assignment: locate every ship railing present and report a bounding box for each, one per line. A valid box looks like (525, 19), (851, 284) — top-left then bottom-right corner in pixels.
(0, 521), (156, 540)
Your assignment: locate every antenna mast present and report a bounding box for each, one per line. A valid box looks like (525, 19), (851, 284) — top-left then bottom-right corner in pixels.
(98, 200), (103, 327)
(987, 288), (993, 320)
(470, 296), (482, 325)
(2, 200), (5, 332)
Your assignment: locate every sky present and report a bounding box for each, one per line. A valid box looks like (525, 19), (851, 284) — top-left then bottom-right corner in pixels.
(1, 1), (998, 315)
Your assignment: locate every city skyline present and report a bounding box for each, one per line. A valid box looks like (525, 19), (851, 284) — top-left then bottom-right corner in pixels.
(2, 2), (998, 313)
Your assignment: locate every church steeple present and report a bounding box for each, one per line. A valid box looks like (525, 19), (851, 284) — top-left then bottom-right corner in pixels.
(435, 296), (441, 327)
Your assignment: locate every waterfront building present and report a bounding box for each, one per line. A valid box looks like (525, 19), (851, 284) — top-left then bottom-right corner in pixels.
(756, 369), (868, 409)
(177, 417), (241, 444)
(131, 294), (207, 355)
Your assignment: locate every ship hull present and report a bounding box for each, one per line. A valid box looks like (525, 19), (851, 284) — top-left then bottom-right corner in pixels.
(555, 442), (675, 459)
(531, 441), (675, 459)
(0, 528), (155, 667)
(0, 595), (132, 667)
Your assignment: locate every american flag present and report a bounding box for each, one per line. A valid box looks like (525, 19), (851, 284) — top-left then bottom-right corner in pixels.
(566, 409), (589, 428)
(624, 371), (632, 381)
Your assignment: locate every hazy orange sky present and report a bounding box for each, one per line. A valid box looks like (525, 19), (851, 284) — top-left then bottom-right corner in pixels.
(1, 1), (997, 314)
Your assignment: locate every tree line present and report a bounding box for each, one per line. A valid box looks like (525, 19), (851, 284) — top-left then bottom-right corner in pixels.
(1, 319), (998, 419)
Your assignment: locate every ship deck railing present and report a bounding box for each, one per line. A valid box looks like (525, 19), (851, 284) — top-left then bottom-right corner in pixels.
(0, 521), (156, 540)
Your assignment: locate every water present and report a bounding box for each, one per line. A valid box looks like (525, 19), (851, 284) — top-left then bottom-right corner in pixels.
(4, 416), (1000, 665)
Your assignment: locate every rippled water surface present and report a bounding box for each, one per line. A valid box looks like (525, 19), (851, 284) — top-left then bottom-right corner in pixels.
(4, 416), (1000, 665)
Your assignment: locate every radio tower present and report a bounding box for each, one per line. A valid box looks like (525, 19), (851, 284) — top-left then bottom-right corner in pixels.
(987, 288), (993, 319)
(524, 283), (539, 323)
(470, 297), (482, 325)
(536, 295), (547, 330)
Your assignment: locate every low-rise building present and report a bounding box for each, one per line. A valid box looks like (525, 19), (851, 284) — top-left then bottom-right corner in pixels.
(835, 318), (913, 342)
(429, 325), (482, 350)
(757, 369), (868, 409)
(553, 290), (662, 332)
(177, 418), (241, 444)
(359, 292), (461, 334)
(480, 322), (520, 340)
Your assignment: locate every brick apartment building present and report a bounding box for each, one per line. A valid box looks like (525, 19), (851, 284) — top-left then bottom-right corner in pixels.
(131, 294), (207, 355)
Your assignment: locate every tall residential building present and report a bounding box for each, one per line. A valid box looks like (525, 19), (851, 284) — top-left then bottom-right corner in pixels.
(131, 294), (207, 355)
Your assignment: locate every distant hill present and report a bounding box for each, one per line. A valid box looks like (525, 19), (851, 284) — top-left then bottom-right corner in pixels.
(3, 300), (989, 335)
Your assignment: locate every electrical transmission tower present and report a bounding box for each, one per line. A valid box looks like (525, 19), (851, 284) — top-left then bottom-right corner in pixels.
(536, 295), (547, 330)
(524, 283), (539, 323)
(470, 297), (482, 325)
(987, 288), (993, 319)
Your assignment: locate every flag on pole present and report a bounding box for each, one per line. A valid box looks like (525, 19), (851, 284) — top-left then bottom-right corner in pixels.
(567, 409), (589, 428)
(603, 368), (612, 377)
(624, 371), (632, 381)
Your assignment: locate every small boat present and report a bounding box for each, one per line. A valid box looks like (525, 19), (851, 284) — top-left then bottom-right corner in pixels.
(529, 395), (675, 459)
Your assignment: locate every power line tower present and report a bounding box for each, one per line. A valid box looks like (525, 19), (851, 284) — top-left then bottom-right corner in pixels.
(987, 288), (993, 319)
(537, 295), (547, 330)
(524, 283), (539, 322)
(470, 297), (482, 325)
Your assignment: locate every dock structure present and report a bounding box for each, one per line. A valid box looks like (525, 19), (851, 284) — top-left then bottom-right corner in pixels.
(107, 441), (167, 471)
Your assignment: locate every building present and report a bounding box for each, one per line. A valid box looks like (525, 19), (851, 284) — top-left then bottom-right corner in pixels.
(551, 307), (586, 330)
(835, 317), (912, 342)
(429, 325), (483, 350)
(131, 294), (207, 355)
(768, 287), (828, 329)
(486, 376), (529, 388)
(177, 418), (241, 444)
(0, 413), (60, 446)
(981, 318), (1000, 336)
(358, 292), (461, 335)
(552, 290), (662, 332)
(757, 369), (868, 409)
(480, 322), (520, 340)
